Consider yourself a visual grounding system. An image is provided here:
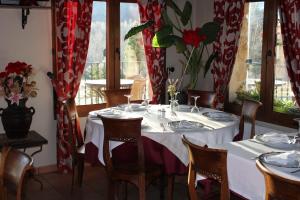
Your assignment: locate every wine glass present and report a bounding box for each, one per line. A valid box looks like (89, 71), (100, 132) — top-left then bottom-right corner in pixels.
(124, 94), (132, 112)
(191, 96), (200, 113)
(291, 118), (300, 144)
(174, 92), (180, 110)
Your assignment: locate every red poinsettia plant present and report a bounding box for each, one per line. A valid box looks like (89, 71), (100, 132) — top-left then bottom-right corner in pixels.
(0, 61), (37, 106)
(125, 0), (220, 89)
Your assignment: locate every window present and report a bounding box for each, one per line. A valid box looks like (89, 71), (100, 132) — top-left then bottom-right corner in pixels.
(227, 0), (299, 127)
(75, 0), (149, 115)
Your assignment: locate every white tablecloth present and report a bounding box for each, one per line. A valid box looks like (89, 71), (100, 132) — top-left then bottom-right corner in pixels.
(85, 105), (239, 166)
(214, 137), (300, 200)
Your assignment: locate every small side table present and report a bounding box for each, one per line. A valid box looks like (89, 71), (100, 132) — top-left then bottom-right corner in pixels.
(0, 130), (48, 189)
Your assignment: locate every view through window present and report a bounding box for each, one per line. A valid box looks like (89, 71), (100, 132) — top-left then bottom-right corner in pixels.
(229, 2), (264, 103)
(229, 1), (298, 116)
(76, 1), (149, 105)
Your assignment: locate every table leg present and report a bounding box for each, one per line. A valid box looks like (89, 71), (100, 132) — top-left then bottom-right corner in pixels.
(26, 146), (44, 190)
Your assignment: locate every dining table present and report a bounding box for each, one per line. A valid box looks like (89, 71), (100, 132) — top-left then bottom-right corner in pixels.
(84, 104), (300, 200)
(84, 104), (240, 174)
(213, 135), (300, 200)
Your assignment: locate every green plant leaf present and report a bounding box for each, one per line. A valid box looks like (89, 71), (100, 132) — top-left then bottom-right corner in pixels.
(155, 25), (173, 39)
(181, 1), (192, 26)
(124, 21), (154, 40)
(162, 10), (174, 27)
(174, 36), (186, 53)
(152, 35), (176, 48)
(204, 51), (218, 77)
(166, 0), (183, 16)
(199, 21), (221, 45)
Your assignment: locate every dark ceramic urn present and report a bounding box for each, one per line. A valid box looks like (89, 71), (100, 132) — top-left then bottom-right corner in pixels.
(0, 99), (35, 138)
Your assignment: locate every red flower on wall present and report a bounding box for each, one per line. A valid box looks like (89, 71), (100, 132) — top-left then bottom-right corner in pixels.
(183, 28), (207, 48)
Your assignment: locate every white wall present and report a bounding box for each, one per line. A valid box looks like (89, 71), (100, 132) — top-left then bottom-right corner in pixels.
(0, 8), (56, 167)
(166, 0), (215, 91)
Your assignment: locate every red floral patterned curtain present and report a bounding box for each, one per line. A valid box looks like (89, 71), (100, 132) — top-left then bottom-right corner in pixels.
(52, 0), (93, 173)
(279, 0), (300, 106)
(212, 0), (245, 109)
(137, 0), (167, 104)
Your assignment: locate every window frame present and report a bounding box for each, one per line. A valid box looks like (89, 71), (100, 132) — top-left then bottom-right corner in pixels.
(52, 0), (138, 117)
(225, 0), (298, 128)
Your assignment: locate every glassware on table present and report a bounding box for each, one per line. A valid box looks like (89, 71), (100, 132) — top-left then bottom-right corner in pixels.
(191, 96), (200, 113)
(124, 94), (132, 112)
(174, 92), (180, 110)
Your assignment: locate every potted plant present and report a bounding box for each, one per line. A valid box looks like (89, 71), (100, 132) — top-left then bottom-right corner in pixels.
(0, 61), (37, 138)
(125, 0), (220, 99)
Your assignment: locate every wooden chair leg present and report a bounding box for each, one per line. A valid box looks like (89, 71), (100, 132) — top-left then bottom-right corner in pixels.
(138, 176), (146, 200)
(77, 157), (84, 187)
(108, 180), (115, 200)
(159, 173), (165, 200)
(167, 175), (174, 200)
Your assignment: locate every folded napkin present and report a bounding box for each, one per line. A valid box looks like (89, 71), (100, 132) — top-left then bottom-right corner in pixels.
(260, 132), (290, 143)
(264, 151), (300, 167)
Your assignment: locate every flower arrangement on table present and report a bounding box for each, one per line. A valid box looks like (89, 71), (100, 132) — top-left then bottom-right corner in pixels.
(125, 0), (220, 92)
(0, 61), (37, 106)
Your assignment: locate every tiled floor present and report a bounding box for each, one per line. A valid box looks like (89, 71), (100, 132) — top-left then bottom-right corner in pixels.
(18, 165), (244, 200)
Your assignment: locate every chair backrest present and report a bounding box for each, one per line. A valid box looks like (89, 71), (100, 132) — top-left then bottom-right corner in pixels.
(104, 89), (131, 108)
(64, 98), (84, 147)
(130, 78), (146, 101)
(3, 148), (33, 200)
(256, 160), (300, 200)
(238, 99), (262, 140)
(187, 90), (216, 109)
(100, 116), (144, 173)
(182, 135), (229, 200)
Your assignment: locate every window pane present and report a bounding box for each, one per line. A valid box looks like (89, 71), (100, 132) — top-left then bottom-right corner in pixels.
(273, 14), (299, 114)
(76, 1), (106, 105)
(120, 3), (151, 101)
(229, 2), (264, 103)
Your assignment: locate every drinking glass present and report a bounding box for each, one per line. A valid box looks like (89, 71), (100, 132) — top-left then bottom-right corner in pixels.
(124, 94), (132, 112)
(174, 92), (180, 109)
(191, 96), (200, 113)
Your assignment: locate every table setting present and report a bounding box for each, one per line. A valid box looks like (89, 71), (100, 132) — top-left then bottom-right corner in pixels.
(85, 102), (239, 171)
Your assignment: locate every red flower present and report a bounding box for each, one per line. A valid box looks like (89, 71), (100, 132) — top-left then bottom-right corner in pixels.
(0, 72), (6, 78)
(183, 28), (207, 48)
(5, 61), (31, 75)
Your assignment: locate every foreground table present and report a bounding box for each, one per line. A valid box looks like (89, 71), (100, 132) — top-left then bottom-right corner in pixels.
(216, 135), (300, 200)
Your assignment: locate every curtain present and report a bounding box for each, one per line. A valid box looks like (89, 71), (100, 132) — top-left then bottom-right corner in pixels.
(279, 0), (300, 106)
(137, 0), (167, 104)
(212, 0), (245, 109)
(52, 0), (93, 173)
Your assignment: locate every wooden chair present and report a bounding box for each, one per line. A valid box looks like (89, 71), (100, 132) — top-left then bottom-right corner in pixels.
(104, 89), (131, 108)
(64, 98), (85, 189)
(130, 78), (146, 101)
(187, 90), (216, 109)
(256, 159), (300, 200)
(100, 116), (163, 200)
(182, 135), (229, 200)
(2, 147), (33, 200)
(233, 99), (262, 141)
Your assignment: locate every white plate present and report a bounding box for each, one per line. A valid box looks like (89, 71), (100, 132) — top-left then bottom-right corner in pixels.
(259, 152), (300, 168)
(254, 134), (300, 150)
(202, 111), (235, 122)
(117, 103), (146, 111)
(167, 120), (204, 132)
